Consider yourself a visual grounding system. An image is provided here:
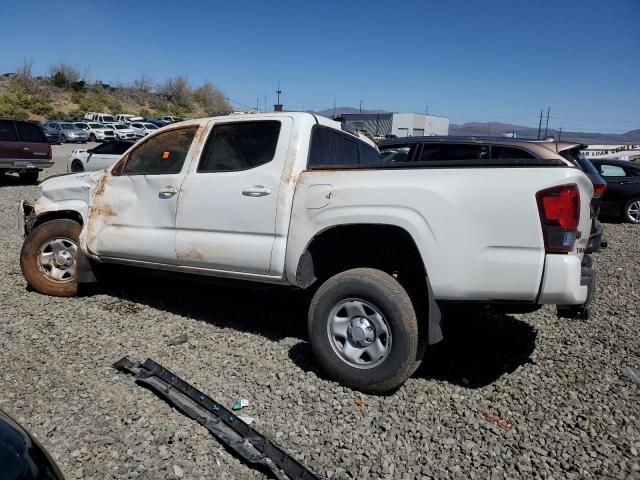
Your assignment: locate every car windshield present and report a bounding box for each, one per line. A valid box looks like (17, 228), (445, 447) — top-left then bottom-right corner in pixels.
(113, 124), (127, 130)
(75, 123), (87, 128)
(89, 123), (102, 128)
(144, 123), (159, 129)
(102, 116), (115, 122)
(60, 123), (75, 130)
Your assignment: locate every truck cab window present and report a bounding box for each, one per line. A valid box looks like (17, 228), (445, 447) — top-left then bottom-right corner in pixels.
(121, 127), (197, 175)
(198, 121), (281, 172)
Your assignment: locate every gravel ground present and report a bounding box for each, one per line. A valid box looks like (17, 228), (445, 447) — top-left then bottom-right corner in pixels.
(0, 144), (638, 479)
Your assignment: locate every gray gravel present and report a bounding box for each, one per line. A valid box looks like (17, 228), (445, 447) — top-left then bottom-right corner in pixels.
(0, 144), (639, 479)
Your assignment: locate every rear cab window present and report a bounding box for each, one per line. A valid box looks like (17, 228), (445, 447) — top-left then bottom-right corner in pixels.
(308, 126), (381, 168)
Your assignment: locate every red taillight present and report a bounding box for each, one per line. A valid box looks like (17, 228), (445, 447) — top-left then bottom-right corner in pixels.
(47, 144), (52, 158)
(593, 182), (606, 199)
(536, 184), (580, 253)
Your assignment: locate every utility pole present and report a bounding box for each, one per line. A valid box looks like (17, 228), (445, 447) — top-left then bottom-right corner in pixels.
(359, 100), (363, 113)
(558, 127), (562, 140)
(544, 107), (550, 138)
(256, 97), (259, 111)
(276, 81), (281, 104)
(537, 110), (543, 139)
(274, 81), (283, 112)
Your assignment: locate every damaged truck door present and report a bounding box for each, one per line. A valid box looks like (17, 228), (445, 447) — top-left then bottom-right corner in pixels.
(86, 127), (199, 264)
(175, 119), (292, 274)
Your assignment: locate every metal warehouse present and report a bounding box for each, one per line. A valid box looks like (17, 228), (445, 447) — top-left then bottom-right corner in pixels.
(338, 112), (450, 137)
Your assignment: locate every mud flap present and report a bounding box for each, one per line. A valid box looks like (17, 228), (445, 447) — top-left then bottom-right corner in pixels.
(113, 357), (319, 480)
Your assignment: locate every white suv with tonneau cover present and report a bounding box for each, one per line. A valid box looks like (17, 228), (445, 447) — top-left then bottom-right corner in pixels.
(17, 113), (595, 392)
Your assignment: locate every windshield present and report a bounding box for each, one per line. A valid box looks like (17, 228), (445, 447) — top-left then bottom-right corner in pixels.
(113, 124), (127, 130)
(102, 115), (115, 122)
(144, 123), (159, 129)
(74, 123), (88, 129)
(89, 123), (102, 128)
(61, 123), (75, 130)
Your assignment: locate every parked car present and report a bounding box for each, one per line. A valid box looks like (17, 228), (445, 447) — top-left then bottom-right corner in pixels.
(0, 118), (52, 183)
(18, 113), (596, 393)
(146, 118), (171, 127)
(591, 159), (640, 223)
(0, 409), (64, 480)
(73, 122), (116, 142)
(129, 122), (160, 137)
(380, 137), (607, 256)
(67, 140), (134, 172)
(103, 123), (137, 140)
(44, 121), (89, 143)
(84, 112), (116, 123)
(116, 114), (144, 124)
(41, 123), (63, 144)
(162, 115), (183, 123)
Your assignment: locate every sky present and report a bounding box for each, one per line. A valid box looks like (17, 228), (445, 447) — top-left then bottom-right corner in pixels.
(0, 0), (638, 133)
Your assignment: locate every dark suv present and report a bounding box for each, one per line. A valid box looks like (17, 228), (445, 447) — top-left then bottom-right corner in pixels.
(0, 119), (53, 183)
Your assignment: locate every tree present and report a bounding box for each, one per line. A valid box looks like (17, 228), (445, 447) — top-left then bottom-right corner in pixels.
(48, 62), (82, 89)
(193, 82), (230, 113)
(133, 74), (153, 94)
(157, 75), (192, 108)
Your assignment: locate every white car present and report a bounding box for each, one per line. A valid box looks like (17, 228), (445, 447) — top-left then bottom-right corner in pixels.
(20, 113), (596, 393)
(104, 123), (137, 140)
(67, 140), (134, 172)
(73, 122), (117, 142)
(84, 112), (116, 124)
(116, 114), (144, 124)
(129, 122), (160, 137)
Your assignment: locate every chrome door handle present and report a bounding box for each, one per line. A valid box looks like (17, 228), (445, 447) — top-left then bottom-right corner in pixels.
(159, 186), (178, 199)
(23, 147), (30, 151)
(242, 186), (272, 197)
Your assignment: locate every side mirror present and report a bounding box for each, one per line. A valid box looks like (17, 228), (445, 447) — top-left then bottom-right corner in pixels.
(87, 148), (94, 154)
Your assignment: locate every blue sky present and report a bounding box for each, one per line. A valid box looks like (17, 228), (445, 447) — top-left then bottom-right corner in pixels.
(0, 0), (638, 132)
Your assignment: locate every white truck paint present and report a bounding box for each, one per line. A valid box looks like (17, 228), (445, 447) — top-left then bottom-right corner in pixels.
(19, 112), (595, 391)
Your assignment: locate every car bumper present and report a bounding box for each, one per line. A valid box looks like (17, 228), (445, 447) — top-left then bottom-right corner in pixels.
(538, 254), (592, 305)
(17, 200), (34, 239)
(0, 159), (54, 171)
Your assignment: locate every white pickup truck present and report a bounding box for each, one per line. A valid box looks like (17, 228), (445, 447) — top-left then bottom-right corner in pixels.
(18, 113), (595, 392)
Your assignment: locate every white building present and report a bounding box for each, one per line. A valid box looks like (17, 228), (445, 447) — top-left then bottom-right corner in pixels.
(339, 113), (449, 138)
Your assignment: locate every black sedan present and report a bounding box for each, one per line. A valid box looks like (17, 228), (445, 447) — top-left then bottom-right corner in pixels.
(591, 159), (640, 224)
(0, 409), (64, 479)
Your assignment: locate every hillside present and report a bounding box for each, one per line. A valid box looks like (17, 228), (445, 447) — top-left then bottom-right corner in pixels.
(0, 69), (231, 120)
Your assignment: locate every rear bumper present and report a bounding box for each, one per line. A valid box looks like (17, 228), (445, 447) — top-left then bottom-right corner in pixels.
(538, 254), (591, 305)
(0, 159), (54, 171)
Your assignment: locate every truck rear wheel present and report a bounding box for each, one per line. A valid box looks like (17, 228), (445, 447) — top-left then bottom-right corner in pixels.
(20, 219), (81, 297)
(308, 268), (420, 393)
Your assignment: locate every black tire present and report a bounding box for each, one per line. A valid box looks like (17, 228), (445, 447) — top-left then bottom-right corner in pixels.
(624, 197), (640, 224)
(70, 160), (84, 172)
(89, 133), (96, 142)
(60, 134), (66, 143)
(19, 170), (39, 184)
(308, 268), (420, 393)
(20, 219), (81, 297)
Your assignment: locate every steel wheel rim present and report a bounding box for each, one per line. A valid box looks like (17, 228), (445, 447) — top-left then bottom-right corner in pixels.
(627, 200), (640, 223)
(327, 298), (392, 369)
(37, 237), (78, 283)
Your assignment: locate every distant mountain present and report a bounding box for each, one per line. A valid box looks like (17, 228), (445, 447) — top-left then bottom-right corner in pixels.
(308, 107), (639, 143)
(450, 122), (640, 143)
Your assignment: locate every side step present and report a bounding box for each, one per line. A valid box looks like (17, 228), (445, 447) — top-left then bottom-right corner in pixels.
(113, 356), (319, 480)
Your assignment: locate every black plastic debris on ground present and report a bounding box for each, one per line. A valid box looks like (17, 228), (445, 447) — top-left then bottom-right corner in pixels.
(113, 356), (319, 480)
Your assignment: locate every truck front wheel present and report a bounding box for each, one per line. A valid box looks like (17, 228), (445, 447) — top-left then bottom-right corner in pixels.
(308, 268), (420, 393)
(20, 219), (82, 297)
